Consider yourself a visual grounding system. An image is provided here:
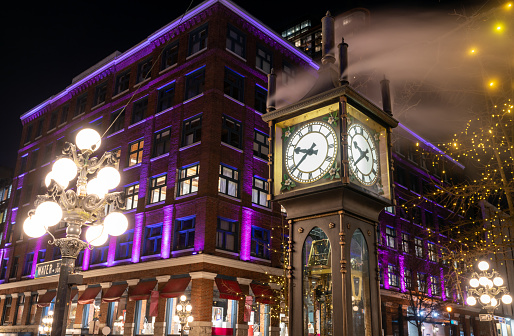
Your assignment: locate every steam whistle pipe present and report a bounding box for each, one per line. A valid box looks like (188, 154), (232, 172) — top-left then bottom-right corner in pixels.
(321, 11), (336, 65)
(380, 76), (392, 115)
(266, 69), (276, 113)
(339, 38), (349, 84)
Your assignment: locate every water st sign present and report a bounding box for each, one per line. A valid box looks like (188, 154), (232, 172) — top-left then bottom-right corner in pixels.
(35, 259), (62, 278)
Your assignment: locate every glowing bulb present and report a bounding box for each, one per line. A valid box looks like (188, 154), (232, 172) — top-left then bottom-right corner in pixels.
(45, 171), (69, 189)
(173, 315), (180, 322)
(23, 215), (47, 238)
(103, 212), (128, 236)
(52, 157), (77, 183)
(479, 276), (489, 287)
(493, 277), (504, 286)
(491, 298), (498, 306)
(187, 316), (194, 323)
(502, 294), (513, 304)
(87, 178), (108, 198)
(76, 128), (101, 152)
(176, 304), (183, 311)
(480, 294), (491, 304)
(470, 278), (479, 288)
(85, 225), (108, 246)
(35, 201), (63, 227)
(186, 304), (192, 312)
(478, 261), (490, 271)
(180, 295), (187, 302)
(97, 166), (121, 190)
(466, 296), (477, 306)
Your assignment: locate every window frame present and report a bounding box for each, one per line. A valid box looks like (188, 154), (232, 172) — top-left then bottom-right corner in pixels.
(174, 217), (196, 250)
(152, 128), (171, 158)
(216, 218), (239, 252)
(251, 226), (270, 259)
(218, 165), (240, 198)
(109, 109), (125, 135)
(94, 82), (108, 106)
(125, 183), (139, 211)
(149, 174), (167, 204)
(131, 97), (148, 125)
(136, 58), (153, 83)
(128, 138), (144, 167)
(388, 264), (399, 288)
(253, 130), (269, 160)
(188, 24), (208, 56)
(161, 42), (179, 71)
(224, 67), (245, 102)
(221, 115), (243, 149)
(181, 114), (202, 147)
(116, 229), (134, 260)
(177, 164), (200, 197)
(226, 24), (246, 58)
(385, 226), (396, 249)
(256, 44), (272, 73)
(142, 223), (163, 256)
(414, 237), (424, 258)
(114, 70), (131, 95)
(156, 82), (175, 113)
(75, 93), (88, 117)
(184, 67), (205, 100)
(252, 176), (269, 208)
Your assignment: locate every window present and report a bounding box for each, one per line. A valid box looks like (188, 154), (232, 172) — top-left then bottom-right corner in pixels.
(397, 198), (408, 219)
(149, 175), (167, 204)
(282, 62), (295, 85)
(125, 183), (139, 210)
(43, 143), (53, 163)
(91, 245), (109, 264)
(216, 218), (238, 252)
(19, 155), (28, 174)
(75, 93), (88, 117)
(10, 256), (19, 279)
(35, 119), (44, 138)
(226, 24), (246, 58)
(175, 217), (195, 250)
(411, 207), (422, 224)
(395, 166), (406, 186)
(224, 68), (244, 102)
(114, 70), (130, 95)
(184, 67), (205, 100)
(388, 264), (399, 288)
(49, 110), (58, 130)
(152, 128), (171, 158)
(425, 211), (434, 229)
(256, 44), (272, 73)
(53, 247), (61, 260)
(116, 229), (134, 260)
(143, 224), (162, 256)
(401, 233), (410, 253)
(188, 24), (208, 55)
(404, 269), (412, 290)
(161, 42), (179, 70)
(128, 139), (144, 166)
(252, 177), (269, 207)
(22, 252), (34, 276)
(29, 150), (39, 170)
(109, 109), (125, 135)
(131, 97), (148, 125)
(427, 242), (437, 262)
(181, 115), (202, 147)
(414, 238), (424, 258)
(26, 293), (38, 325)
(37, 250), (46, 263)
(251, 227), (270, 259)
(430, 275), (440, 296)
(14, 295), (25, 325)
(253, 130), (269, 160)
(60, 105), (69, 125)
(1, 297), (12, 325)
(221, 115), (242, 149)
(177, 164), (199, 196)
(417, 273), (427, 293)
(385, 226), (396, 248)
(94, 82), (107, 106)
(24, 124), (33, 144)
(218, 165), (239, 198)
(254, 85), (267, 114)
(0, 258), (8, 279)
(156, 82), (175, 113)
(137, 58), (153, 83)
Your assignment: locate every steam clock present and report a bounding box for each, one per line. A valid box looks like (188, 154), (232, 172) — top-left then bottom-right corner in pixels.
(262, 12), (398, 336)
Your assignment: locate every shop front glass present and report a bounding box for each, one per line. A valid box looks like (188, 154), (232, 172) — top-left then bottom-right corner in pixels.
(109, 290), (128, 335)
(212, 290), (237, 335)
(350, 229), (371, 336)
(135, 298), (156, 335)
(302, 227), (332, 336)
(82, 291), (102, 331)
(248, 303), (269, 336)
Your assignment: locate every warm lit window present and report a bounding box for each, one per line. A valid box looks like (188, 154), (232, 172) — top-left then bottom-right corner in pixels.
(149, 174), (167, 204)
(177, 164), (199, 197)
(218, 165), (239, 198)
(427, 242), (437, 262)
(125, 183), (139, 210)
(430, 275), (440, 296)
(128, 139), (144, 166)
(252, 177), (269, 208)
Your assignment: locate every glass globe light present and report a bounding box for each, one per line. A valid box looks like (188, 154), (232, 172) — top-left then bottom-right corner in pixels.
(76, 128), (101, 152)
(49, 311), (53, 315)
(490, 298), (498, 307)
(52, 157), (77, 183)
(23, 216), (46, 238)
(180, 295), (187, 302)
(97, 166), (121, 190)
(103, 212), (128, 236)
(177, 304), (183, 312)
(469, 278), (479, 288)
(502, 294), (513, 304)
(44, 326), (49, 332)
(480, 294), (491, 304)
(45, 171), (69, 189)
(187, 316), (194, 323)
(85, 225), (108, 246)
(39, 326), (43, 332)
(186, 304), (192, 312)
(466, 296), (477, 306)
(487, 279), (494, 288)
(478, 261), (490, 271)
(479, 276), (489, 287)
(173, 315), (180, 322)
(87, 178), (108, 198)
(493, 277), (504, 287)
(35, 201), (63, 227)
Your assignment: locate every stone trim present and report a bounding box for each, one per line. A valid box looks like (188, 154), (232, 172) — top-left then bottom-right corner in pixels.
(189, 271), (217, 280)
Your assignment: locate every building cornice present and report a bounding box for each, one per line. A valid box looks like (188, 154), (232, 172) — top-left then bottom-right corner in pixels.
(0, 254), (282, 292)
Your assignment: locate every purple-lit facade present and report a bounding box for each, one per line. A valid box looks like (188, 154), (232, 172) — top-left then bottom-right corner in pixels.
(0, 1), (319, 335)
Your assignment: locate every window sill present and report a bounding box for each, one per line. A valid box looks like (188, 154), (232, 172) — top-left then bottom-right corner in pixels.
(179, 141), (201, 151)
(150, 152), (169, 162)
(107, 129), (125, 138)
(58, 122), (68, 127)
(124, 163), (142, 171)
(141, 253), (161, 260)
(218, 193), (241, 202)
(128, 119), (146, 129)
(255, 66), (270, 76)
(253, 155), (268, 164)
(224, 94), (245, 106)
(225, 48), (247, 62)
(186, 47), (207, 60)
(250, 256), (271, 263)
(72, 112), (85, 120)
(176, 192), (197, 201)
(47, 127), (56, 134)
(123, 208), (137, 214)
(91, 102), (105, 111)
(34, 135), (42, 141)
(183, 93), (204, 105)
(112, 89), (129, 100)
(155, 106), (174, 117)
(158, 63), (177, 75)
(221, 142), (243, 153)
(172, 248), (195, 255)
(146, 200), (165, 208)
(215, 249), (239, 257)
(252, 203), (271, 212)
(134, 78), (151, 88)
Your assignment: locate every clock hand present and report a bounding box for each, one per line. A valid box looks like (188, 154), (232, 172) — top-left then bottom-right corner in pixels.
(354, 149), (369, 166)
(292, 143), (317, 172)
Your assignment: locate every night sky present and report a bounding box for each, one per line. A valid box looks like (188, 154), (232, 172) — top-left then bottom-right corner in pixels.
(0, 0), (489, 170)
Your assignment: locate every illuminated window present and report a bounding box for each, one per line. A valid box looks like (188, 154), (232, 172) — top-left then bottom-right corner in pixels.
(128, 139), (144, 166)
(1, 296), (12, 325)
(252, 177), (269, 208)
(388, 264), (399, 288)
(417, 273), (427, 293)
(401, 233), (410, 253)
(430, 275), (440, 296)
(125, 183), (139, 210)
(218, 165), (239, 198)
(427, 242), (437, 262)
(385, 226), (396, 248)
(404, 269), (412, 290)
(181, 115), (202, 147)
(149, 174), (167, 204)
(177, 164), (199, 197)
(414, 238), (424, 258)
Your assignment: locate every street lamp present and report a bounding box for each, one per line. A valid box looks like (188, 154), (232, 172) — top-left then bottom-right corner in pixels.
(23, 128), (127, 336)
(39, 310), (54, 335)
(174, 295), (193, 336)
(446, 306), (453, 336)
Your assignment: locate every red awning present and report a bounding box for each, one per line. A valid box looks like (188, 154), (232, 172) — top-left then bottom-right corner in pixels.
(160, 277), (190, 299)
(215, 278), (242, 301)
(102, 283), (128, 303)
(129, 280), (157, 301)
(78, 286), (102, 305)
(251, 283), (274, 304)
(37, 291), (57, 308)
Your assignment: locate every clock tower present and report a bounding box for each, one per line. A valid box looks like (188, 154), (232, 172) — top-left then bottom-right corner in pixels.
(262, 12), (398, 336)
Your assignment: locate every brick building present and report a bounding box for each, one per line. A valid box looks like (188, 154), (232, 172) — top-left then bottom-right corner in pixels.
(0, 1), (319, 335)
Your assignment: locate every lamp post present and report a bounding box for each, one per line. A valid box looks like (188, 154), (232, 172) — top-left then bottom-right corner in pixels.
(466, 261), (513, 335)
(174, 295), (193, 336)
(23, 128), (128, 336)
(446, 306), (453, 336)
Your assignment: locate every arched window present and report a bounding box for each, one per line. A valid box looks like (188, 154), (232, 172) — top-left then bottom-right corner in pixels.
(350, 229), (371, 336)
(302, 227), (332, 336)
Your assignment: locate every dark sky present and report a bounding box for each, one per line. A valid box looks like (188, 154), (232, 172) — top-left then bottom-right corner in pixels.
(0, 0), (489, 170)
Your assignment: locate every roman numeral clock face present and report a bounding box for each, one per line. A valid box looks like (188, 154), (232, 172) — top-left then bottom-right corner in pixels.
(348, 123), (379, 186)
(285, 121), (338, 183)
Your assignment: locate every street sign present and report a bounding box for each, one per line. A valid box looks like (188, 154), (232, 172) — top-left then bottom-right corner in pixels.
(35, 259), (62, 278)
(479, 314), (493, 321)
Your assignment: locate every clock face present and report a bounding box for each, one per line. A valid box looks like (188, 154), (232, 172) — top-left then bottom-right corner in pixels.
(285, 121), (338, 183)
(348, 123), (379, 186)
